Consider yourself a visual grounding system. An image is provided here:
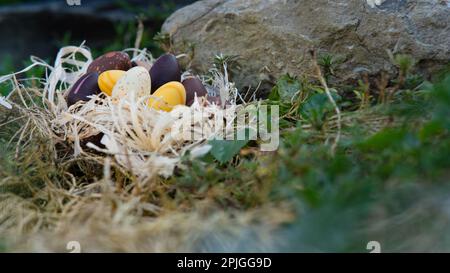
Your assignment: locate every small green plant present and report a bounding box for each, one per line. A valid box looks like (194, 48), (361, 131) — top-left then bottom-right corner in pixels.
(212, 54), (241, 79)
(269, 74), (302, 103)
(394, 54), (415, 77)
(299, 92), (341, 130)
(209, 138), (250, 164)
(153, 32), (172, 52)
(353, 75), (372, 109)
(318, 54), (336, 78)
(318, 53), (344, 81)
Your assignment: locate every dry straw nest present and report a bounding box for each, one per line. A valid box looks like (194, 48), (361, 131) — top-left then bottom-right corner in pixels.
(0, 44), (291, 252)
(1, 44), (248, 183)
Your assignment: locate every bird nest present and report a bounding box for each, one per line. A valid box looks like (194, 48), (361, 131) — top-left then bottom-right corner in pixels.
(0, 44), (251, 185)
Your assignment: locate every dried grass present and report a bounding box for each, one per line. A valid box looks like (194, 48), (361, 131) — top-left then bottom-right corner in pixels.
(0, 44), (286, 252)
(1, 44), (245, 181)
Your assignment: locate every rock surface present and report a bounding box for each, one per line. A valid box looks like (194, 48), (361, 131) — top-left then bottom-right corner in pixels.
(162, 0), (450, 95)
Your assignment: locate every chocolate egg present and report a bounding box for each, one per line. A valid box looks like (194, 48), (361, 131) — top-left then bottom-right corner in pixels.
(206, 96), (223, 106)
(183, 77), (208, 106)
(131, 60), (152, 71)
(98, 70), (126, 96)
(67, 72), (101, 106)
(87, 51), (132, 74)
(148, 82), (186, 112)
(81, 133), (106, 151)
(150, 54), (181, 93)
(112, 66), (151, 99)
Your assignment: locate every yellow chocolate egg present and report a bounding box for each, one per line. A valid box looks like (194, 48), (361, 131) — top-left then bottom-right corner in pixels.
(98, 70), (126, 96)
(112, 66), (151, 99)
(148, 82), (186, 112)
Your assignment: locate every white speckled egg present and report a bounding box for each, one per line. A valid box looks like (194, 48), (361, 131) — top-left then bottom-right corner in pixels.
(112, 66), (151, 99)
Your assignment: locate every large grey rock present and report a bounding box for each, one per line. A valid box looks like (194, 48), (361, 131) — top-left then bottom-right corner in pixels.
(162, 0), (450, 95)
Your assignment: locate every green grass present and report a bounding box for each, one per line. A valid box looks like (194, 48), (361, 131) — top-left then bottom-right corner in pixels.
(160, 65), (450, 251)
(1, 51), (449, 251)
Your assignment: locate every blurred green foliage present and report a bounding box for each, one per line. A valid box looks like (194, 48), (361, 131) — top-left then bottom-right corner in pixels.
(0, 0), (182, 96)
(0, 56), (14, 96)
(89, 0), (180, 56)
(0, 0), (38, 5)
(182, 62), (450, 251)
(261, 68), (450, 251)
(0, 57), (47, 96)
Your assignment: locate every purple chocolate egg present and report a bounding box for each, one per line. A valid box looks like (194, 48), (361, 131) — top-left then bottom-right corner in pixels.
(150, 54), (181, 93)
(183, 77), (208, 106)
(67, 72), (101, 106)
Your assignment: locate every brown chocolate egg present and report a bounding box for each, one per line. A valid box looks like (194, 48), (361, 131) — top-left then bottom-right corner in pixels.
(183, 77), (208, 106)
(150, 54), (181, 93)
(87, 51), (132, 74)
(67, 72), (101, 106)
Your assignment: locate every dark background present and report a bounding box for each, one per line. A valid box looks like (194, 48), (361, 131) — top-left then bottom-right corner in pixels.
(0, 0), (195, 72)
